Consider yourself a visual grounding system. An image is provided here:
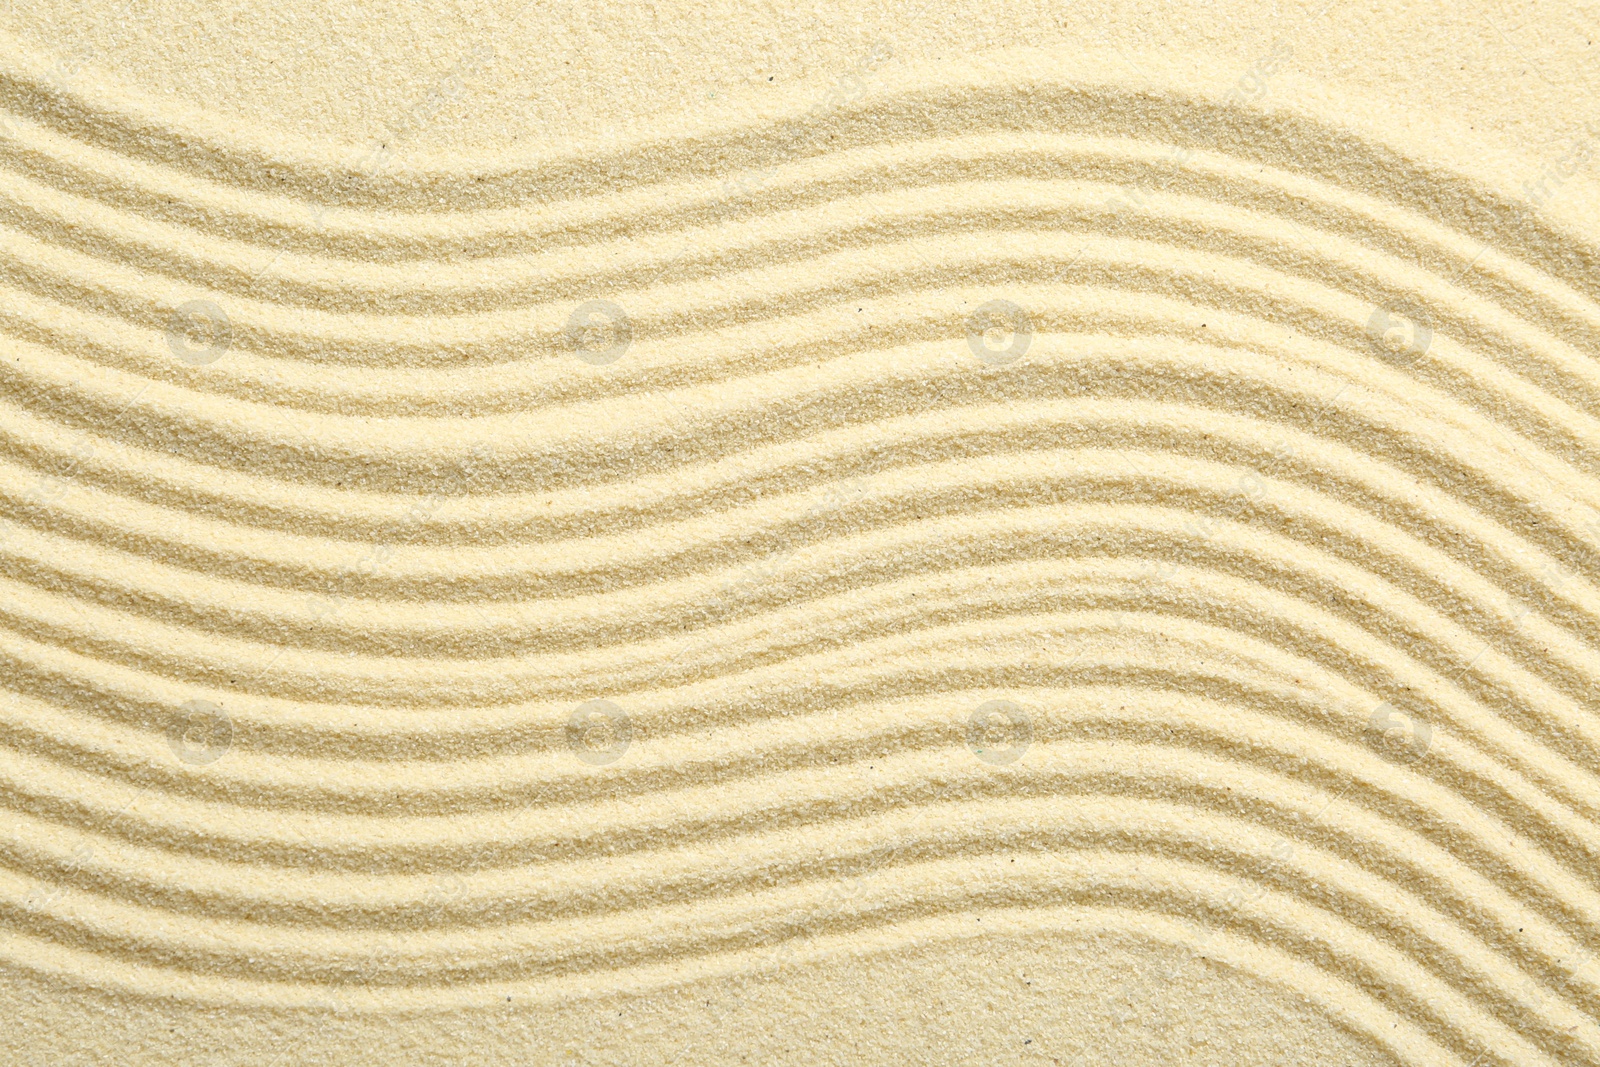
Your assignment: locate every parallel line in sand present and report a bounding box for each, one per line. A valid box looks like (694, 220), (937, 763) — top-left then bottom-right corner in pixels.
(0, 49), (1591, 301)
(3, 511), (1598, 753)
(7, 710), (1600, 977)
(3, 453), (1597, 687)
(4, 559), (1598, 819)
(4, 800), (1598, 1052)
(0, 38), (1596, 1064)
(0, 899), (1467, 1065)
(0, 853), (1575, 1065)
(6, 328), (1600, 534)
(5, 625), (1599, 900)
(1, 410), (1596, 632)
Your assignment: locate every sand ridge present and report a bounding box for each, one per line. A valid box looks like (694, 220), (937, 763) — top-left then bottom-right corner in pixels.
(0, 17), (1597, 1066)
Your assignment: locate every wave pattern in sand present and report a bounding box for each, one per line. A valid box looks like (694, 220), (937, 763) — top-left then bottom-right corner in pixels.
(0, 55), (1598, 1066)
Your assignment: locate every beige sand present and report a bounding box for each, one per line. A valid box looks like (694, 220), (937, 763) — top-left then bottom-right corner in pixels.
(0, 1), (1598, 1063)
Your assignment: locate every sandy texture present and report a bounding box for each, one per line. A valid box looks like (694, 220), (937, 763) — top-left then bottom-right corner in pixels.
(0, 1), (1598, 1063)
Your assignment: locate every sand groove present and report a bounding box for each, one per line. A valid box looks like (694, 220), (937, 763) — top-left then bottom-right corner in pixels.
(0, 43), (1597, 1065)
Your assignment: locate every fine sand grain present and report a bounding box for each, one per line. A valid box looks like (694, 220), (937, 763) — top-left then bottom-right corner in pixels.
(0, 2), (1598, 1064)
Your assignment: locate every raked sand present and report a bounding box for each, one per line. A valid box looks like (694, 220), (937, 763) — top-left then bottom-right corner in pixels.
(0, 1), (1598, 1063)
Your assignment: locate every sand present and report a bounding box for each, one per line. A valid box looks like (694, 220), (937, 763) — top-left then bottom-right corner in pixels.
(0, 1), (1597, 1063)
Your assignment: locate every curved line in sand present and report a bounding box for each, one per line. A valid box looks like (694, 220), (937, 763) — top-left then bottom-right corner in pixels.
(7, 714), (1600, 981)
(4, 330), (1598, 535)
(0, 899), (1469, 1064)
(1, 512), (1594, 729)
(3, 652), (1600, 1004)
(4, 804), (1598, 1055)
(0, 46), (1591, 291)
(0, 40), (1596, 1066)
(0, 853), (1581, 1064)
(3, 450), (1597, 675)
